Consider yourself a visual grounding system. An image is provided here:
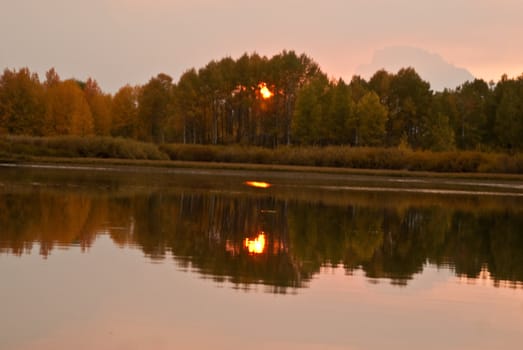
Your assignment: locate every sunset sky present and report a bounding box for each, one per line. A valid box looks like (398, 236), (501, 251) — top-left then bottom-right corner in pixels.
(1, 0), (522, 92)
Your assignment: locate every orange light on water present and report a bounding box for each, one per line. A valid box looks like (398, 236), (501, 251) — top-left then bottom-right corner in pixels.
(244, 233), (266, 254)
(245, 181), (271, 189)
(258, 83), (273, 99)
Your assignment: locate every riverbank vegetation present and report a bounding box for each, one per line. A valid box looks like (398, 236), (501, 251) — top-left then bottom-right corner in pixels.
(2, 135), (523, 174)
(0, 135), (167, 160)
(1, 50), (522, 173)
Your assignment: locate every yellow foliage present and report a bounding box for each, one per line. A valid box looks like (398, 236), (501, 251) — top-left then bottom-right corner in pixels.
(44, 80), (93, 136)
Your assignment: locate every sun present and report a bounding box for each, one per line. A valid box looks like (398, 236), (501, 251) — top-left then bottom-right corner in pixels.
(258, 82), (273, 99)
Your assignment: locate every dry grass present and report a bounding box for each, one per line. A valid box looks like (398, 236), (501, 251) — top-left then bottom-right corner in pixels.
(1, 136), (522, 174)
(0, 135), (168, 160)
(160, 144), (523, 174)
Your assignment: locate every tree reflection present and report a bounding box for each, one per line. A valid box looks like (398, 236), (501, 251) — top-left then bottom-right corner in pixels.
(1, 180), (523, 292)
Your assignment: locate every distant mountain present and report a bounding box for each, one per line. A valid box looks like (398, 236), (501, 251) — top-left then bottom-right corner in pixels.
(356, 46), (475, 91)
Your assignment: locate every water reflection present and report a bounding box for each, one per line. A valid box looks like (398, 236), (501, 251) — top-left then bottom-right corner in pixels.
(244, 233), (267, 254)
(244, 181), (271, 189)
(1, 167), (523, 293)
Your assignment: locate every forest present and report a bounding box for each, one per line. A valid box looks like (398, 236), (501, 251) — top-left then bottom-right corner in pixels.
(0, 50), (522, 153)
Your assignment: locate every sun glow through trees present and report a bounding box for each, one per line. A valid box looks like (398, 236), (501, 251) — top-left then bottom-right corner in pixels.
(258, 82), (273, 99)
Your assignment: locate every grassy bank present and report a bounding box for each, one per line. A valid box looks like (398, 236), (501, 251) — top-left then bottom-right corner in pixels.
(0, 135), (167, 160)
(159, 144), (523, 174)
(1, 135), (523, 174)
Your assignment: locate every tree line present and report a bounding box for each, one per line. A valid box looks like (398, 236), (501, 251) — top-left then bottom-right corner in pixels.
(1, 50), (522, 151)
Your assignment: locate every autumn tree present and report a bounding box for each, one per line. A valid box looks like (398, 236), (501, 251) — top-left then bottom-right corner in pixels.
(354, 91), (388, 147)
(231, 53), (265, 144)
(175, 69), (205, 144)
(368, 69), (393, 106)
(387, 68), (432, 148)
(422, 113), (455, 151)
(348, 75), (369, 104)
(431, 90), (459, 138)
(137, 73), (175, 143)
(323, 79), (352, 145)
(292, 75), (329, 145)
(44, 79), (93, 136)
(493, 77), (523, 150)
(269, 51), (322, 145)
(111, 85), (140, 138)
(0, 68), (45, 135)
(455, 79), (490, 149)
(83, 78), (112, 136)
(44, 68), (60, 88)
(198, 58), (238, 145)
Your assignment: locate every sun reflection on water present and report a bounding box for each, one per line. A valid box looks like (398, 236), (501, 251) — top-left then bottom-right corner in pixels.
(245, 181), (271, 189)
(244, 233), (266, 254)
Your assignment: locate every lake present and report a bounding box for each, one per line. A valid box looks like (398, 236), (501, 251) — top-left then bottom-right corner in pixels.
(1, 163), (523, 349)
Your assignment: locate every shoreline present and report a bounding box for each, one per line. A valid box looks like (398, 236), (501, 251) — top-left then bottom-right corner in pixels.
(0, 157), (523, 181)
(2, 157), (523, 199)
(2, 156), (523, 182)
(3, 136), (523, 175)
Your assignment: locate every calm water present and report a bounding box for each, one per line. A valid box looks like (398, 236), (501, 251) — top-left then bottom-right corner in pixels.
(1, 164), (523, 349)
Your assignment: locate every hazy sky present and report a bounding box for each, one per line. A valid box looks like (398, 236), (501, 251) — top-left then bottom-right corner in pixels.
(1, 0), (522, 92)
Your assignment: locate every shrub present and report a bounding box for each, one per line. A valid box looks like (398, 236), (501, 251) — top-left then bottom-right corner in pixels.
(2, 136), (522, 174)
(0, 135), (168, 160)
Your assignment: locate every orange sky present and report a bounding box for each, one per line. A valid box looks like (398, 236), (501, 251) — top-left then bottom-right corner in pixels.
(1, 0), (522, 92)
